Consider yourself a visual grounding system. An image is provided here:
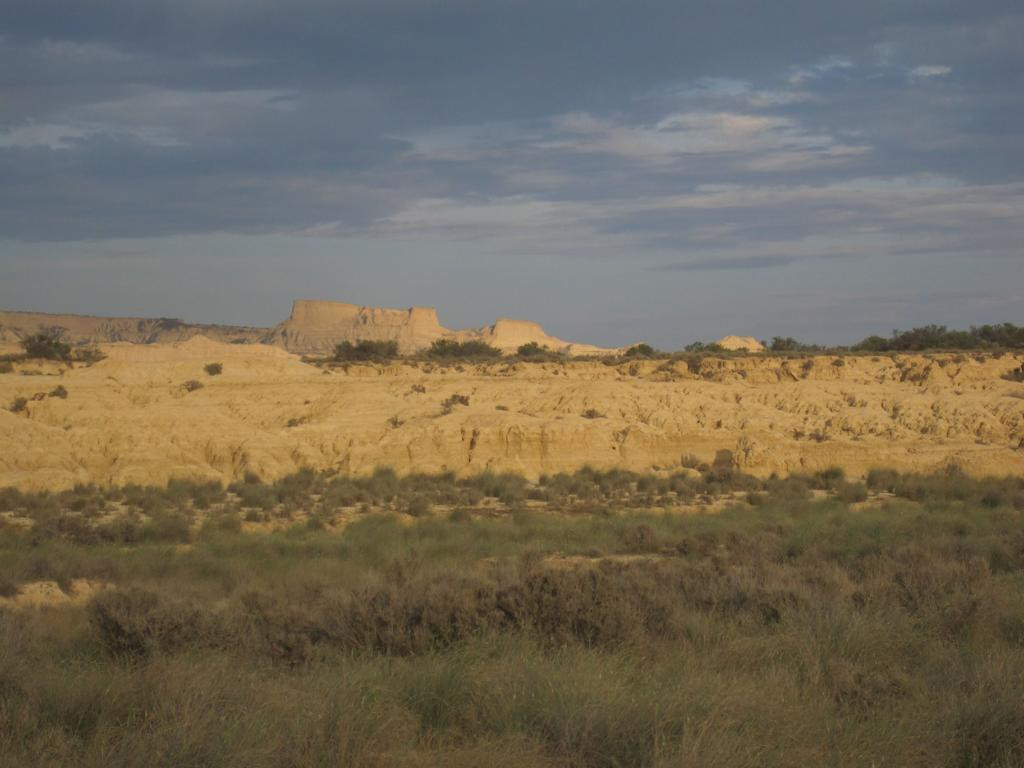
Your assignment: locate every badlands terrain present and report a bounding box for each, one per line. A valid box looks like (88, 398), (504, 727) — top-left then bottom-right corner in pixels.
(1, 326), (1022, 491)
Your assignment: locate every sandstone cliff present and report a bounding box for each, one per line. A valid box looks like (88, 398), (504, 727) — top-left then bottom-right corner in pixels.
(2, 340), (1021, 490)
(268, 301), (447, 354)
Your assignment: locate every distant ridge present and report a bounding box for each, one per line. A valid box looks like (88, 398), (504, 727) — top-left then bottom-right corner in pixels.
(0, 308), (264, 346)
(0, 300), (625, 356)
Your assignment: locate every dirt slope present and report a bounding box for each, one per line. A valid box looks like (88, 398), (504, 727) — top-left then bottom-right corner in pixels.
(2, 340), (1022, 490)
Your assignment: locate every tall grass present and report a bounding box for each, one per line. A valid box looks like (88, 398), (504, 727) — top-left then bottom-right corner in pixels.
(2, 470), (1024, 766)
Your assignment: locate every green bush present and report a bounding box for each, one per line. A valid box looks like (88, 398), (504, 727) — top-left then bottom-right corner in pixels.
(182, 379), (204, 393)
(462, 471), (527, 504)
(854, 323), (1024, 352)
(515, 342), (567, 361)
(516, 341), (547, 358)
(682, 341), (724, 354)
(769, 336), (822, 352)
(623, 343), (660, 358)
(20, 328), (71, 360)
(9, 396), (27, 413)
(333, 340), (400, 362)
(427, 339), (502, 359)
(203, 362), (223, 376)
(233, 482), (278, 510)
(141, 511), (193, 543)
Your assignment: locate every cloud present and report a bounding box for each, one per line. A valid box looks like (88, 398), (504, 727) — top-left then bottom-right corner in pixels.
(910, 65), (952, 79)
(787, 55), (854, 84)
(1, 0), (1023, 344)
(0, 122), (88, 149)
(650, 254), (803, 271)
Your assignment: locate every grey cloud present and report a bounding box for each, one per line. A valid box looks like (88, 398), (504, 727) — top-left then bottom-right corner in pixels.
(650, 254), (803, 272)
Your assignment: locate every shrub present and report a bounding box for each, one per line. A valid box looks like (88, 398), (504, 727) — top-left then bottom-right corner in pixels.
(853, 323), (1024, 352)
(182, 380), (204, 393)
(426, 339), (501, 359)
(9, 397), (27, 413)
(516, 341), (547, 358)
(462, 471), (528, 504)
(0, 361), (12, 374)
(623, 343), (660, 358)
(679, 454), (703, 470)
(812, 467), (846, 490)
(88, 588), (208, 659)
(835, 481), (869, 503)
(683, 341), (724, 354)
(20, 328), (71, 360)
(406, 496), (431, 517)
(334, 340), (400, 362)
(203, 511), (242, 534)
(73, 346), (106, 364)
(142, 511), (193, 543)
(233, 481), (278, 511)
(204, 362), (223, 376)
(581, 408), (605, 419)
(49, 385), (68, 399)
(440, 394), (470, 414)
(768, 336), (823, 353)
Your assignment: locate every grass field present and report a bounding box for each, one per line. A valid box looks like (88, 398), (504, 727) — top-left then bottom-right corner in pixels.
(2, 467), (1024, 767)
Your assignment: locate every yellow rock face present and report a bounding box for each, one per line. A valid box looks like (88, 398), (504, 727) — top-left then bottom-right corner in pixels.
(715, 335), (766, 352)
(1, 339), (1022, 490)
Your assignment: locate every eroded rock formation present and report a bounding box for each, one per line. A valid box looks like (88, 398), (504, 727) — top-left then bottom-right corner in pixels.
(1, 339), (1021, 490)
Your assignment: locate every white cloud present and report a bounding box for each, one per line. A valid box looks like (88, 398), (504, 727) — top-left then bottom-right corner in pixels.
(787, 55), (854, 85)
(543, 110), (867, 169)
(910, 65), (952, 79)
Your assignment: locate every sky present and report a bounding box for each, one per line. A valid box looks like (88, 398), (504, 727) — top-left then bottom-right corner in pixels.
(1, 0), (1022, 348)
